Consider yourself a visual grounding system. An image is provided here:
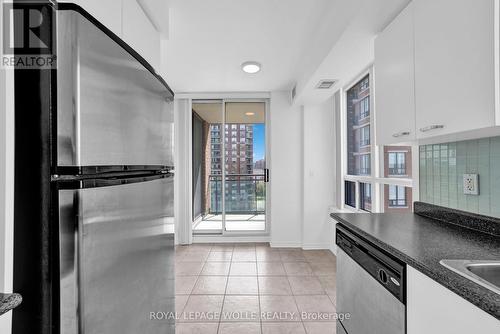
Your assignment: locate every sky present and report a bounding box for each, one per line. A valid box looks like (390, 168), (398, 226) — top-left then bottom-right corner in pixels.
(253, 124), (265, 161)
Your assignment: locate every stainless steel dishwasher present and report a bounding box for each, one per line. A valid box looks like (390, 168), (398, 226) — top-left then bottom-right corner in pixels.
(336, 225), (406, 334)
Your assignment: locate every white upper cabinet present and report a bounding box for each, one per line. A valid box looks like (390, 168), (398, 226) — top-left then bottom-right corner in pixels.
(375, 2), (415, 145)
(122, 0), (161, 72)
(414, 0), (497, 139)
(59, 0), (123, 37)
(60, 0), (162, 73)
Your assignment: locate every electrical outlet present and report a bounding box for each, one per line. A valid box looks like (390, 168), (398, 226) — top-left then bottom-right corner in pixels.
(463, 174), (479, 195)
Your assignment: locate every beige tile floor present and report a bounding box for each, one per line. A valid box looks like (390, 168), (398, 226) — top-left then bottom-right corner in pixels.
(175, 243), (337, 334)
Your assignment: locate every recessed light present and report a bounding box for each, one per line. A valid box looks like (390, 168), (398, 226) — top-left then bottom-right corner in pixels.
(245, 112), (255, 116)
(241, 61), (261, 74)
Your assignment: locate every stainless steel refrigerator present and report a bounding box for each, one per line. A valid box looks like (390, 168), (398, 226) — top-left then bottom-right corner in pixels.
(51, 4), (175, 334)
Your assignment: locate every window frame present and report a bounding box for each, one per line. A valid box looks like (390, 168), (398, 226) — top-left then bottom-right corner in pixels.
(340, 65), (417, 212)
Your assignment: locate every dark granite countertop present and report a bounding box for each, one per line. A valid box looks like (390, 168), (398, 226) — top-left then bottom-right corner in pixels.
(0, 293), (22, 316)
(330, 207), (500, 320)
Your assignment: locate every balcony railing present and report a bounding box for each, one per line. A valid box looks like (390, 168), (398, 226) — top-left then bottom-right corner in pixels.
(358, 168), (371, 175)
(360, 139), (370, 147)
(388, 167), (407, 176)
(358, 111), (370, 121)
(388, 199), (407, 207)
(209, 174), (266, 214)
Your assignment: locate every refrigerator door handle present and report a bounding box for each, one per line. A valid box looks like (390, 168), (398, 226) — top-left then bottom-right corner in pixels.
(56, 173), (173, 190)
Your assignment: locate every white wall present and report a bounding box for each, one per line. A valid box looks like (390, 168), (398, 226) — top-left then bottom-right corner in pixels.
(269, 92), (336, 249)
(301, 97), (336, 249)
(269, 91), (304, 247)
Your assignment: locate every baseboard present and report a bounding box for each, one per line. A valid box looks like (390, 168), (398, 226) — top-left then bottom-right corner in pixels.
(187, 238), (336, 252)
(270, 242), (334, 250)
(192, 235), (271, 243)
(269, 241), (302, 248)
(301, 243), (332, 250)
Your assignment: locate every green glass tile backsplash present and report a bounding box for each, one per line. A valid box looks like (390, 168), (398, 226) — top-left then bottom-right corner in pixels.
(420, 137), (500, 218)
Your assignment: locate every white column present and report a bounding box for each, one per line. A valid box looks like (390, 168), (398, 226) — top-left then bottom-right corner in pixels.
(174, 98), (193, 245)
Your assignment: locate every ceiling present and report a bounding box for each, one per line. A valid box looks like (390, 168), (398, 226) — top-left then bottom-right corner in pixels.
(156, 0), (410, 99)
(193, 102), (265, 124)
(162, 0), (356, 93)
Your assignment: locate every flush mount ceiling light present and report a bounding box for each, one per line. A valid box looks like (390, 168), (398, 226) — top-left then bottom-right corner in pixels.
(245, 112), (255, 116)
(241, 61), (261, 74)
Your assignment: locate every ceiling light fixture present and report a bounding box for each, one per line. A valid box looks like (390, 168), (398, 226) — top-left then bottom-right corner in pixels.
(245, 112), (255, 116)
(241, 61), (261, 74)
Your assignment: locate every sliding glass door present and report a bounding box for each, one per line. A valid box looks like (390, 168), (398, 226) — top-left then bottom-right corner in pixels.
(192, 100), (268, 234)
(223, 102), (266, 231)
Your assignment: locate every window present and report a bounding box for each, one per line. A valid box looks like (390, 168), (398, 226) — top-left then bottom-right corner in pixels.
(341, 70), (415, 213)
(360, 76), (369, 91)
(359, 97), (370, 120)
(360, 126), (370, 147)
(345, 181), (356, 208)
(360, 183), (372, 212)
(360, 154), (370, 175)
(388, 185), (407, 207)
(387, 152), (407, 176)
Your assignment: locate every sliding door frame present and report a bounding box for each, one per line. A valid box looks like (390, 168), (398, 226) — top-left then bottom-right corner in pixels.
(189, 96), (270, 238)
(221, 98), (270, 237)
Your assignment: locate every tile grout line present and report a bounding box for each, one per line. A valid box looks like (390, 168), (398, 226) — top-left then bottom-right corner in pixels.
(256, 258), (264, 334)
(216, 246), (233, 333)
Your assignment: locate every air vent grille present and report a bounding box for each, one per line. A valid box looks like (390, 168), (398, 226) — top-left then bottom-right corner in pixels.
(316, 80), (337, 89)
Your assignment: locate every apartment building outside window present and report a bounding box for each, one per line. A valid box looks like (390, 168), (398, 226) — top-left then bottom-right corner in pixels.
(346, 74), (371, 176)
(210, 123), (255, 212)
(342, 69), (415, 213)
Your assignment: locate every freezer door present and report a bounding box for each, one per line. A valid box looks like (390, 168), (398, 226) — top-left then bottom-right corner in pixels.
(56, 9), (174, 169)
(58, 176), (174, 334)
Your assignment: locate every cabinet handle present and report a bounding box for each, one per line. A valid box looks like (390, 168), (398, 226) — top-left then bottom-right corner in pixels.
(419, 124), (444, 133)
(392, 131), (410, 138)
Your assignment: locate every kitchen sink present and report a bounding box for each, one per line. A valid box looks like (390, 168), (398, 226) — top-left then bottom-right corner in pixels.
(440, 260), (500, 295)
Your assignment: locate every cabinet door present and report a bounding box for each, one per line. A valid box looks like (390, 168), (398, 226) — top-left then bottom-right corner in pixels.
(407, 266), (500, 334)
(375, 2), (415, 145)
(122, 0), (161, 72)
(414, 0), (496, 139)
(58, 0), (122, 37)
